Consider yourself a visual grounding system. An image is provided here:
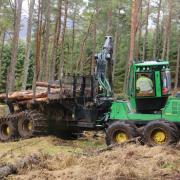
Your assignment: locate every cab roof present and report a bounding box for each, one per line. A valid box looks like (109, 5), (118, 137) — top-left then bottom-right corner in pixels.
(134, 60), (169, 67)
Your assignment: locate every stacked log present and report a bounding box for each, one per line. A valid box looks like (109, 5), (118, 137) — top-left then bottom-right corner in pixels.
(0, 82), (62, 103)
(0, 80), (92, 104)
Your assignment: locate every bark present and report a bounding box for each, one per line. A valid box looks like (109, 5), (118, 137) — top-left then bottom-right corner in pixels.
(91, 2), (99, 75)
(125, 0), (139, 93)
(153, 0), (162, 59)
(35, 0), (43, 82)
(33, 0), (42, 99)
(135, 3), (142, 59)
(142, 0), (150, 60)
(128, 0), (139, 65)
(21, 0), (35, 90)
(36, 82), (60, 88)
(106, 0), (112, 35)
(161, 0), (173, 60)
(49, 0), (62, 81)
(112, 29), (119, 82)
(8, 0), (23, 92)
(174, 41), (180, 90)
(91, 21), (96, 75)
(0, 32), (5, 83)
(41, 0), (51, 81)
(0, 88), (61, 101)
(106, 0), (113, 87)
(58, 0), (68, 79)
(71, 3), (77, 66)
(166, 0), (173, 60)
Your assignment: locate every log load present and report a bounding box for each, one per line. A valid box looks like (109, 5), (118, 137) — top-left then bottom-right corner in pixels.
(0, 81), (92, 103)
(0, 82), (62, 102)
(0, 89), (61, 101)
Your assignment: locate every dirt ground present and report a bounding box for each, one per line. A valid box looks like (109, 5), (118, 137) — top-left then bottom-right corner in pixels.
(0, 134), (180, 180)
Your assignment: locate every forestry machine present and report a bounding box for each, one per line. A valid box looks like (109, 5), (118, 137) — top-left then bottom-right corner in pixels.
(0, 36), (180, 147)
(0, 36), (113, 141)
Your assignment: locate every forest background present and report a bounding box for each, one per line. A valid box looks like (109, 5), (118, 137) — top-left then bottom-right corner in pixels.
(0, 0), (179, 94)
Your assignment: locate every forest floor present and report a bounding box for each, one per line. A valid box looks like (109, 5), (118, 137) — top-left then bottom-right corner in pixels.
(0, 133), (180, 180)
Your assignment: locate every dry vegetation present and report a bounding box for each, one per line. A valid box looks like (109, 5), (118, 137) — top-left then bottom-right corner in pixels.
(0, 134), (180, 180)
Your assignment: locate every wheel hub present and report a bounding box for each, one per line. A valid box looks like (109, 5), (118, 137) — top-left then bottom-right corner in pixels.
(152, 130), (166, 144)
(114, 132), (128, 143)
(27, 121), (32, 131)
(23, 121), (32, 132)
(1, 124), (11, 137)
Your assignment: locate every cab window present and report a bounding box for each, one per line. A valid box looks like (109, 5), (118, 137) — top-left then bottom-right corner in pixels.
(136, 72), (155, 97)
(161, 70), (171, 95)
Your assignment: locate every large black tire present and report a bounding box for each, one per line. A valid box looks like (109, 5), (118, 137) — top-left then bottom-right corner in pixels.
(105, 121), (137, 146)
(0, 117), (18, 142)
(142, 121), (179, 146)
(18, 111), (48, 139)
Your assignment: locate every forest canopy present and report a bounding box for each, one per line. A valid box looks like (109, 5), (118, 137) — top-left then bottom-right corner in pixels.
(0, 0), (179, 93)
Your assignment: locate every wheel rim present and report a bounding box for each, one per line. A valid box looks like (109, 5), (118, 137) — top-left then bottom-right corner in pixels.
(114, 131), (128, 143)
(151, 129), (167, 144)
(1, 124), (11, 137)
(22, 120), (32, 132)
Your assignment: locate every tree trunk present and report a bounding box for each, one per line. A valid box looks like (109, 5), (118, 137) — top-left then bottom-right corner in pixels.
(33, 0), (42, 97)
(0, 32), (5, 84)
(106, 0), (113, 88)
(91, 21), (96, 75)
(142, 0), (150, 60)
(128, 0), (139, 65)
(35, 0), (43, 82)
(21, 0), (35, 90)
(124, 0), (139, 93)
(58, 0), (68, 79)
(112, 29), (119, 83)
(153, 0), (162, 59)
(161, 0), (173, 60)
(71, 3), (77, 69)
(174, 40), (180, 90)
(135, 3), (142, 59)
(166, 0), (173, 60)
(49, 0), (62, 81)
(8, 0), (23, 92)
(42, 0), (51, 81)
(106, 0), (112, 35)
(91, 2), (99, 75)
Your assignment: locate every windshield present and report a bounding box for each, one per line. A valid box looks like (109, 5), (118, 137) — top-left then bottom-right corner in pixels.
(161, 70), (171, 95)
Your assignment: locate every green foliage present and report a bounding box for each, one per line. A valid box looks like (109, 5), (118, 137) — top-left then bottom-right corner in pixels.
(0, 0), (179, 93)
(0, 41), (34, 92)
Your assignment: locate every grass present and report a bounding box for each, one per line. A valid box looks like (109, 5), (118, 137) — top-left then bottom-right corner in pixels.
(0, 135), (105, 164)
(0, 135), (180, 180)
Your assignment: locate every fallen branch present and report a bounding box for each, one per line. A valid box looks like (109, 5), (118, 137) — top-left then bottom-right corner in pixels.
(0, 154), (40, 179)
(97, 137), (141, 154)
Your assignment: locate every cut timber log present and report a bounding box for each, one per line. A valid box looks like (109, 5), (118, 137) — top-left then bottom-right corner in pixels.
(0, 89), (61, 102)
(36, 81), (60, 88)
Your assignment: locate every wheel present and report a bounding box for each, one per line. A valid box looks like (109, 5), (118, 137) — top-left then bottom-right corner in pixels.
(142, 121), (179, 146)
(105, 121), (137, 146)
(18, 111), (48, 138)
(0, 118), (18, 142)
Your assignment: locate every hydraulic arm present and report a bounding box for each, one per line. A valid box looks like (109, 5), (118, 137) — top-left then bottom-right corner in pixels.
(95, 36), (113, 97)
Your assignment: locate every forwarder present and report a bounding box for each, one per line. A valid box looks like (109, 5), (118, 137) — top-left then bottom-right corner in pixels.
(105, 60), (180, 146)
(0, 36), (179, 147)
